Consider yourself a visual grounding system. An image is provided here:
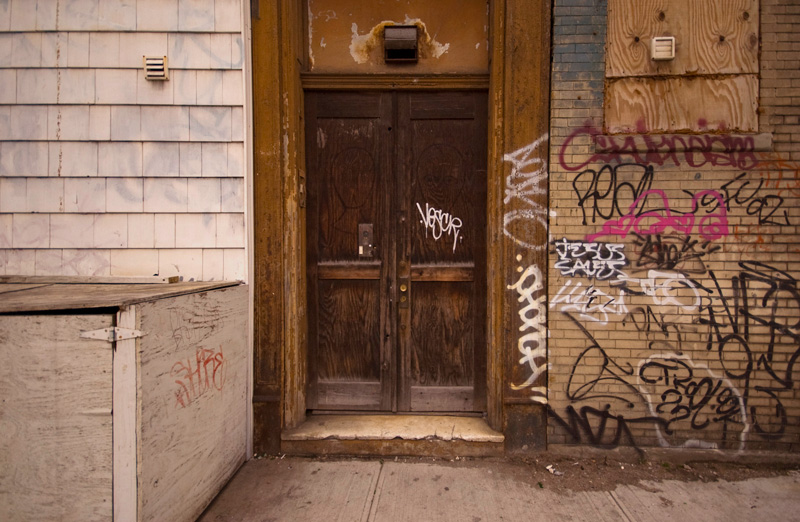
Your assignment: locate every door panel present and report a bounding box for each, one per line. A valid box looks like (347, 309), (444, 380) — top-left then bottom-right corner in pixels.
(307, 90), (486, 413)
(306, 92), (393, 410)
(398, 92), (487, 412)
(316, 279), (381, 381)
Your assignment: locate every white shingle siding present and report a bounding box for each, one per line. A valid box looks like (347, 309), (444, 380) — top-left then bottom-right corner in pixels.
(0, 0), (246, 281)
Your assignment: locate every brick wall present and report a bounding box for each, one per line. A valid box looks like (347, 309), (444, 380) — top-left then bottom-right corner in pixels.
(0, 0), (246, 281)
(761, 0), (800, 161)
(548, 0), (800, 452)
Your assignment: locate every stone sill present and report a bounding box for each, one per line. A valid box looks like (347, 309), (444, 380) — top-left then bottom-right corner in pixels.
(282, 414), (504, 443)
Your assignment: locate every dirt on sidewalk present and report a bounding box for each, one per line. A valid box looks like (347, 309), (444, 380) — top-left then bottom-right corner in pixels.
(264, 452), (800, 494)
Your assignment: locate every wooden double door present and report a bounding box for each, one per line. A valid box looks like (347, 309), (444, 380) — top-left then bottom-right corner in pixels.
(305, 91), (487, 413)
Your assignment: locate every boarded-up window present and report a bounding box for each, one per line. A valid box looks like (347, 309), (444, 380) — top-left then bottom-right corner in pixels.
(605, 0), (759, 134)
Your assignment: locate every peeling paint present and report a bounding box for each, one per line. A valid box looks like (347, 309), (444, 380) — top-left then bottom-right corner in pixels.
(320, 10), (337, 22)
(349, 16), (450, 65)
(307, 3), (315, 68)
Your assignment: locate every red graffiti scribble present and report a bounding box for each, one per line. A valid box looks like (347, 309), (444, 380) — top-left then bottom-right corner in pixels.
(171, 345), (226, 408)
(757, 155), (800, 198)
(724, 154), (800, 253)
(727, 225), (770, 254)
(558, 124), (760, 172)
(586, 189), (728, 242)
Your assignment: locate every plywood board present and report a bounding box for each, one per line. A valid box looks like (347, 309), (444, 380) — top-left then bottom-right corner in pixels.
(685, 0), (759, 75)
(0, 281), (238, 313)
(0, 275), (180, 284)
(0, 314), (113, 522)
(0, 283), (50, 295)
(114, 307), (138, 522)
(605, 75), (758, 134)
(137, 285), (248, 522)
(607, 0), (758, 77)
(607, 0), (684, 77)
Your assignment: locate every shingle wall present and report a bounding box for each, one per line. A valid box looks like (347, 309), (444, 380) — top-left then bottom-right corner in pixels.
(0, 0), (246, 280)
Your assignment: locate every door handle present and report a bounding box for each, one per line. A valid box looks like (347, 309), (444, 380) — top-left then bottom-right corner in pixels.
(398, 278), (409, 309)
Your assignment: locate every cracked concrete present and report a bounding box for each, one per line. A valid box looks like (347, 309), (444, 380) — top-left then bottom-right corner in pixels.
(199, 457), (800, 521)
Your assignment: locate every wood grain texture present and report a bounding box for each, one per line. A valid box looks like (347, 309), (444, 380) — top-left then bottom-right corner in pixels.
(0, 281), (238, 313)
(305, 91), (393, 411)
(114, 307), (138, 522)
(0, 283), (49, 294)
(251, 0), (287, 447)
(605, 75), (759, 133)
(137, 286), (248, 522)
(0, 275), (179, 284)
(410, 386), (474, 412)
(302, 73), (490, 90)
(607, 0), (758, 77)
(500, 0), (551, 415)
(399, 91), (488, 412)
(410, 282), (474, 388)
(0, 314), (113, 522)
(315, 382), (383, 409)
(607, 0), (683, 77)
(307, 91), (486, 413)
(316, 280), (381, 382)
(686, 0), (759, 75)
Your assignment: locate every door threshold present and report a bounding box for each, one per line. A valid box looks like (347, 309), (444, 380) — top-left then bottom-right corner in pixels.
(281, 414), (504, 458)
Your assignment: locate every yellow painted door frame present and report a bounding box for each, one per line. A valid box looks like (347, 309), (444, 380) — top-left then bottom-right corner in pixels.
(250, 0), (551, 454)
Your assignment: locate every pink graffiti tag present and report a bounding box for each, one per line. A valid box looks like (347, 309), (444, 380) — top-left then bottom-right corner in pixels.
(171, 345), (226, 408)
(586, 190), (728, 242)
(558, 124), (760, 172)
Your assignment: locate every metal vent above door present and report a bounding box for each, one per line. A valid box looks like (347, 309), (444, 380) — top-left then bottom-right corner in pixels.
(384, 25), (418, 63)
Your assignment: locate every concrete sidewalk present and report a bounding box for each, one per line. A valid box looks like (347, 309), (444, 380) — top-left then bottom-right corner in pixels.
(198, 456), (800, 521)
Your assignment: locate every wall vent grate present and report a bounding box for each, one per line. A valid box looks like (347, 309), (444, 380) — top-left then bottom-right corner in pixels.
(651, 37), (676, 61)
(143, 56), (169, 80)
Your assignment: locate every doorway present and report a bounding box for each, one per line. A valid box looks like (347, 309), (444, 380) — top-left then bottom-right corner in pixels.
(305, 90), (488, 414)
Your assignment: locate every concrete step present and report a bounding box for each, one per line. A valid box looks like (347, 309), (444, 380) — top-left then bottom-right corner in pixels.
(281, 414), (504, 457)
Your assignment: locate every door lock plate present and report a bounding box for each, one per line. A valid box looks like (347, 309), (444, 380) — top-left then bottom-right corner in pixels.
(358, 224), (374, 258)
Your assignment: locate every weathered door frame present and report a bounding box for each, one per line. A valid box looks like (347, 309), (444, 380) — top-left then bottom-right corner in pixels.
(250, 0), (551, 454)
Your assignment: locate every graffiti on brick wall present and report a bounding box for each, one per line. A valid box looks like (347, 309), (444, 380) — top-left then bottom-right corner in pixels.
(721, 173), (790, 227)
(549, 125), (800, 451)
(553, 239), (627, 280)
(558, 124), (760, 172)
(638, 354), (749, 451)
(585, 189), (729, 242)
(551, 242), (703, 325)
(548, 312), (752, 450)
(550, 260), (800, 450)
(630, 233), (720, 274)
(698, 262), (800, 441)
(722, 163), (798, 252)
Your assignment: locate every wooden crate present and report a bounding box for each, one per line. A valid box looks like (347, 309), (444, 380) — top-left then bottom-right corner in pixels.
(0, 281), (249, 522)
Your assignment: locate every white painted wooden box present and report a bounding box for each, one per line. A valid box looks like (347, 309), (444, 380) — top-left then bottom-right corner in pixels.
(0, 280), (249, 522)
